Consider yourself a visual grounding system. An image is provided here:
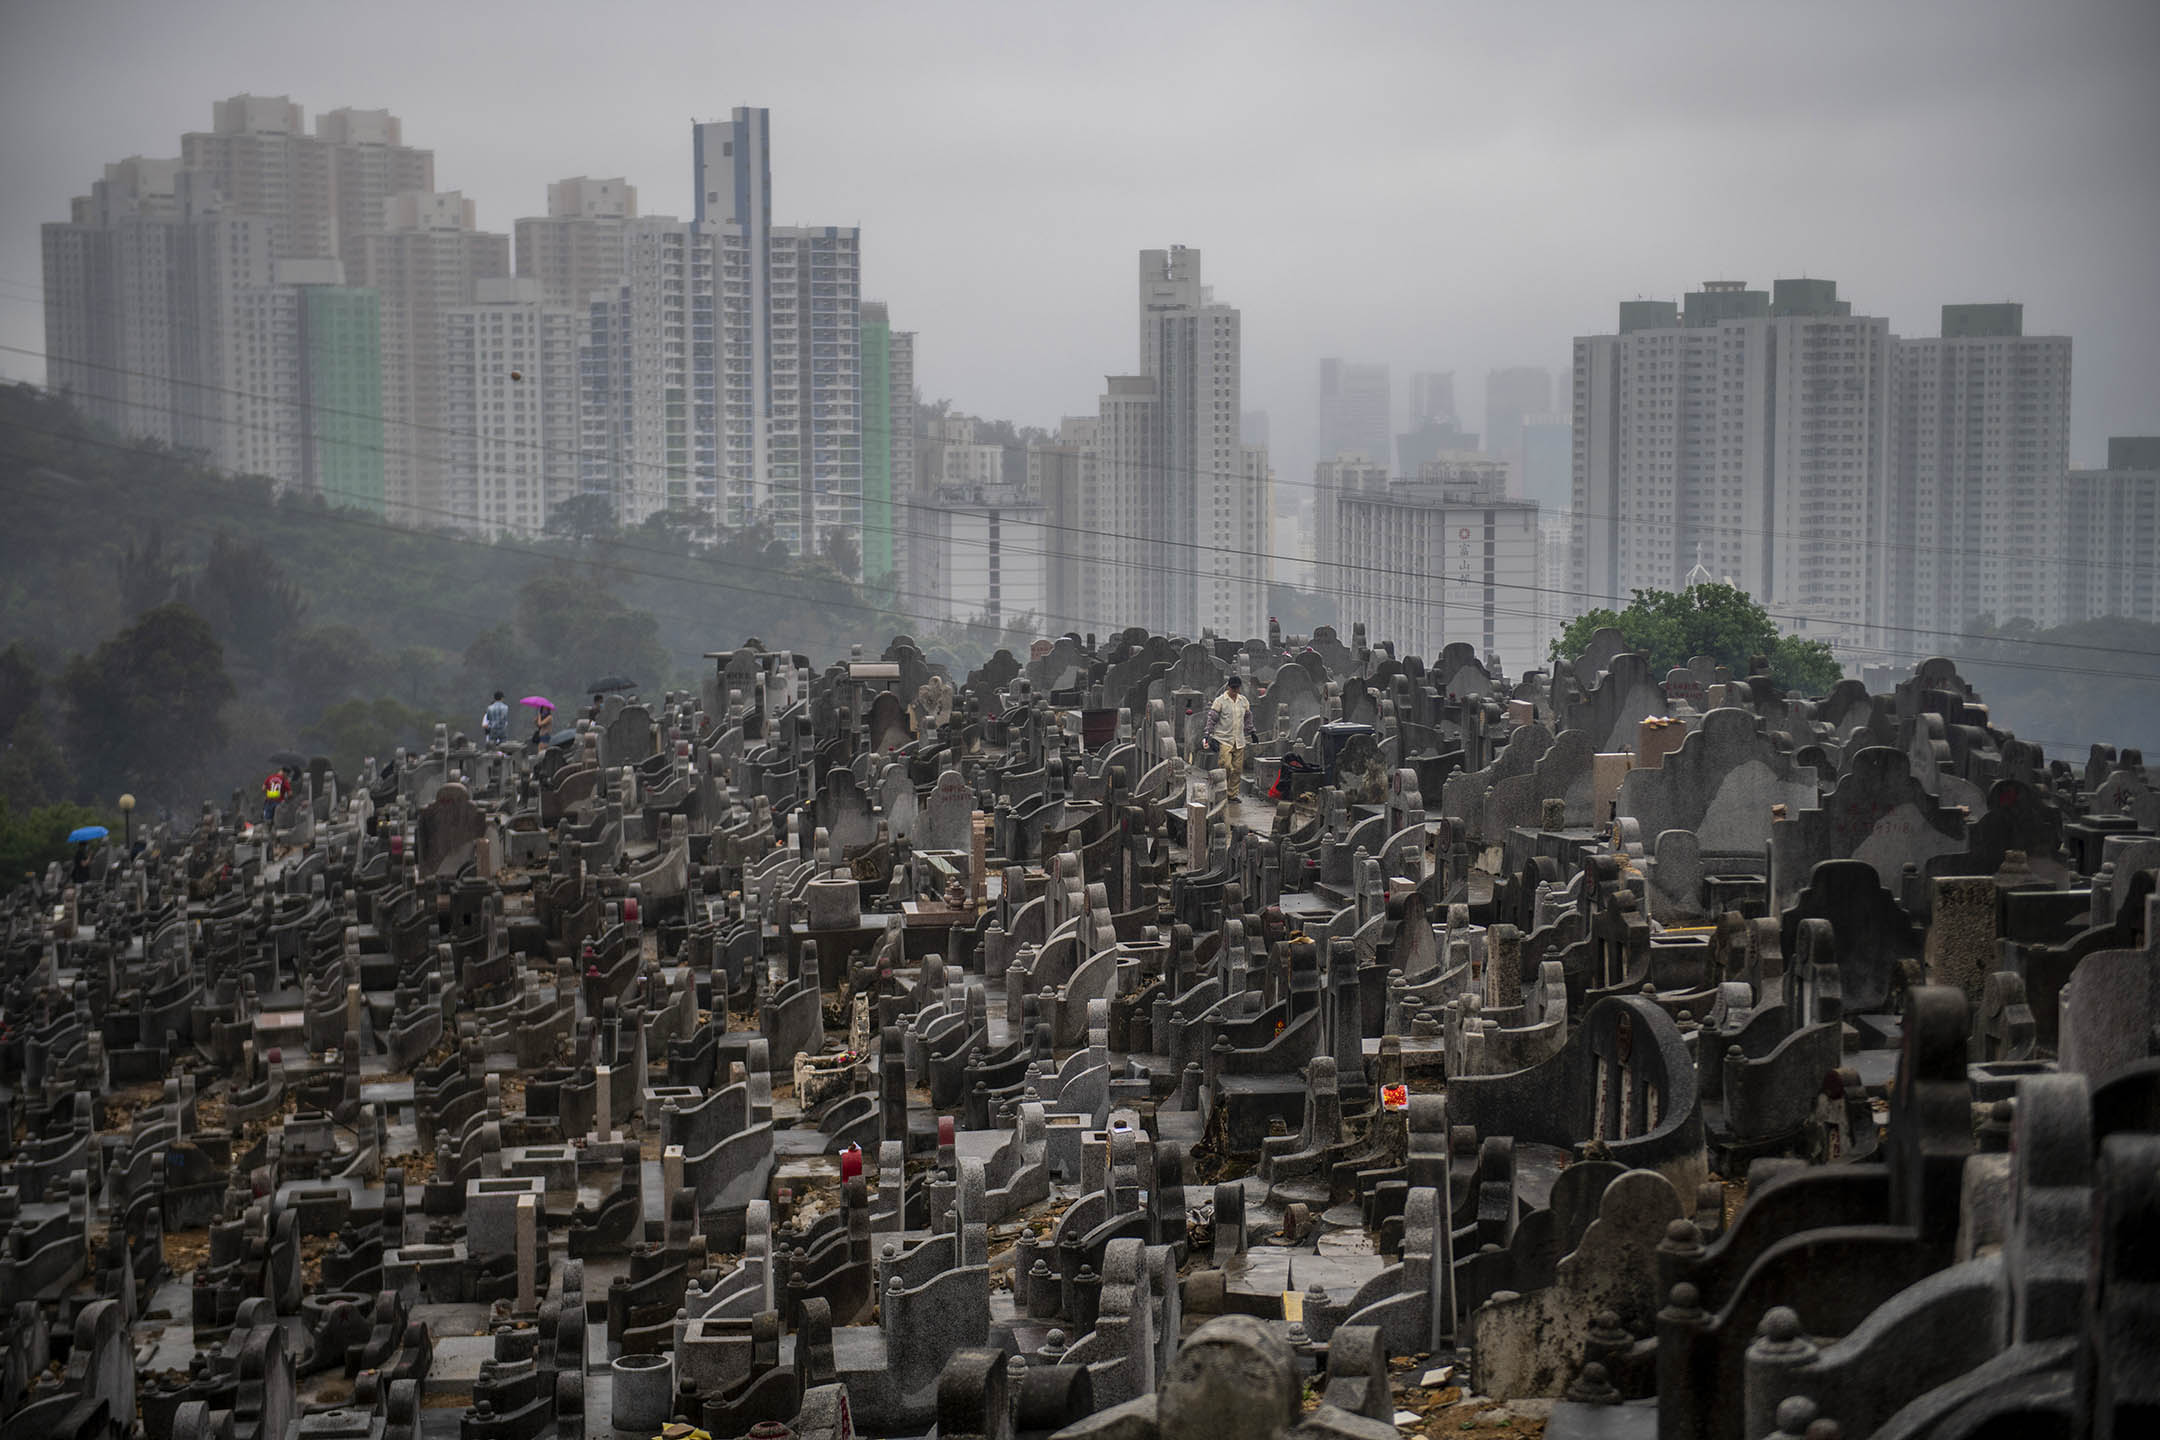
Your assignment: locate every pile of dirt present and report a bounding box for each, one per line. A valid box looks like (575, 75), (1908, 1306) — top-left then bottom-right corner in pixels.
(165, 1228), (211, 1276)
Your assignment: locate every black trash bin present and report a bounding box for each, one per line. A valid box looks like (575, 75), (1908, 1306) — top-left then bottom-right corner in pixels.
(1318, 721), (1376, 785)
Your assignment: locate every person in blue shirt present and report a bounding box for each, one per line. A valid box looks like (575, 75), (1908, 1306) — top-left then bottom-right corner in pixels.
(482, 691), (510, 747)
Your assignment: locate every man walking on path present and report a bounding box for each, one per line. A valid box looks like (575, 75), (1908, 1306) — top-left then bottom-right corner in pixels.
(482, 691), (510, 747)
(1203, 675), (1258, 806)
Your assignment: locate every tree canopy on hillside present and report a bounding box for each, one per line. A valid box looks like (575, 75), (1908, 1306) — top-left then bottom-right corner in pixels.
(1552, 583), (1843, 694)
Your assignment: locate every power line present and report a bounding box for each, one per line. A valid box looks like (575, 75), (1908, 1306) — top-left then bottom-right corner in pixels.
(2, 279), (2146, 583)
(7, 338), (2155, 674)
(9, 373), (2155, 694)
(4, 325), (2160, 664)
(6, 415), (2158, 697)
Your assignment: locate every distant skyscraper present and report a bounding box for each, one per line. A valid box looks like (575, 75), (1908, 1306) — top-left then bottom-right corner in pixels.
(2064, 437), (2160, 625)
(442, 277), (578, 536)
(1041, 416), (1095, 632)
(313, 108), (434, 264)
(1483, 365), (1553, 490)
(1317, 358), (1392, 464)
(43, 98), (438, 509)
(1241, 410), (1270, 447)
(1081, 247), (1265, 637)
(1409, 371), (1456, 426)
(860, 302), (916, 589)
(1891, 304), (2071, 637)
(515, 177), (638, 309)
(227, 258), (384, 512)
(906, 485), (1049, 629)
(1327, 455), (1539, 668)
(43, 158), (274, 460)
(692, 108), (861, 556)
(1572, 279), (1895, 649)
(180, 96), (433, 265)
(1312, 456), (1391, 573)
(356, 191), (510, 523)
(580, 216), (713, 526)
(179, 96), (336, 261)
(1396, 416), (1480, 477)
(1518, 413), (1571, 512)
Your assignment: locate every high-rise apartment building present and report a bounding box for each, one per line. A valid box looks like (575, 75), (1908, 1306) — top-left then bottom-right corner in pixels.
(916, 415), (1004, 494)
(579, 217), (714, 526)
(1572, 279), (1894, 649)
(1484, 366), (1554, 488)
(1132, 247), (1267, 638)
(226, 258), (384, 511)
(906, 482), (1050, 629)
(1312, 455), (1391, 573)
(2064, 437), (2160, 625)
(1317, 358), (1392, 465)
(1890, 304), (2071, 637)
(859, 303), (915, 592)
(180, 96), (432, 265)
(1328, 454), (1539, 668)
(1030, 434), (1085, 632)
(179, 96), (335, 261)
(355, 191), (510, 523)
(1076, 249), (1266, 638)
(443, 277), (579, 536)
(515, 177), (638, 309)
(314, 108), (434, 264)
(691, 109), (861, 558)
(1041, 416), (1096, 633)
(40, 97), (444, 513)
(42, 97), (432, 510)
(1085, 375), (1159, 632)
(43, 159), (268, 456)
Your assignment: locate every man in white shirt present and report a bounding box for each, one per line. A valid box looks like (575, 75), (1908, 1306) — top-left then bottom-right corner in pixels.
(1203, 675), (1258, 805)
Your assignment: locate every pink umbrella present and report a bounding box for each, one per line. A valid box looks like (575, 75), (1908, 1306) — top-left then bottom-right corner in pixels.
(519, 696), (555, 710)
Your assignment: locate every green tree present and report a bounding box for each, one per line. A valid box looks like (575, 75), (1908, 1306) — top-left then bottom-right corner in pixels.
(182, 532), (309, 662)
(507, 578), (672, 708)
(277, 623), (391, 719)
(820, 527), (862, 581)
(301, 697), (441, 776)
(62, 602), (236, 809)
(0, 798), (113, 881)
(0, 643), (67, 811)
(0, 642), (43, 740)
(1952, 615), (2160, 755)
(546, 493), (617, 541)
(1552, 583), (1842, 694)
(116, 526), (181, 616)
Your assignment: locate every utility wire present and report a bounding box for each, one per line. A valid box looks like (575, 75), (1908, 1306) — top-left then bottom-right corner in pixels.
(5, 418), (2157, 695)
(5, 338), (2154, 671)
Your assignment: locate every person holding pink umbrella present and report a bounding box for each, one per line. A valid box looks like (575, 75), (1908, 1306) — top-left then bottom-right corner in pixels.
(521, 695), (555, 748)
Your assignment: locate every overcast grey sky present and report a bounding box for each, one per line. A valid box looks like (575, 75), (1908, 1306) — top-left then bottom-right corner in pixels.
(1, 0), (2154, 481)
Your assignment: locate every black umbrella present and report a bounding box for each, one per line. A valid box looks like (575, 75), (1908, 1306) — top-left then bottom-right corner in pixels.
(586, 675), (638, 693)
(269, 750), (308, 768)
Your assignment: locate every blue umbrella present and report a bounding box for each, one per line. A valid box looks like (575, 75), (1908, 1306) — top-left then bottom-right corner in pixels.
(68, 825), (109, 843)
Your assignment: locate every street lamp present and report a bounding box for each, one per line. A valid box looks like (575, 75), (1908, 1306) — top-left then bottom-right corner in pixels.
(119, 793), (136, 848)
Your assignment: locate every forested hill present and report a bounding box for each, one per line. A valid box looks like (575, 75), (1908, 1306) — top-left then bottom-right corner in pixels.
(0, 383), (1007, 868)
